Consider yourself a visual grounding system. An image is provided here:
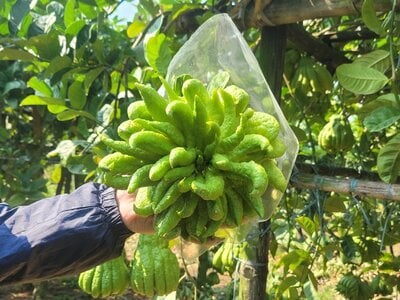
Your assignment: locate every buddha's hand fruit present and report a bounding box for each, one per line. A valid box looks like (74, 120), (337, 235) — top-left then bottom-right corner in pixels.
(318, 114), (355, 153)
(78, 256), (130, 298)
(130, 234), (180, 297)
(99, 75), (288, 241)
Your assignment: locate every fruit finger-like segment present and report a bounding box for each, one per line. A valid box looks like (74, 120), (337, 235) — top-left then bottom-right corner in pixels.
(203, 121), (221, 160)
(129, 131), (175, 157)
(229, 134), (273, 161)
(166, 100), (195, 147)
(191, 169), (224, 200)
(149, 155), (171, 181)
(98, 152), (142, 174)
(163, 164), (195, 183)
(103, 172), (130, 189)
(208, 89), (225, 125)
(101, 266), (112, 297)
(127, 164), (153, 194)
(101, 135), (159, 162)
(134, 186), (155, 217)
(203, 215), (226, 238)
(266, 137), (286, 158)
(153, 251), (167, 295)
(158, 75), (180, 102)
(207, 196), (226, 221)
(163, 249), (180, 293)
(177, 175), (195, 193)
(113, 257), (129, 294)
(182, 78), (209, 107)
(244, 111), (280, 141)
(186, 201), (208, 239)
(224, 85), (250, 115)
(176, 192), (199, 218)
(221, 242), (233, 273)
(172, 74), (193, 96)
(141, 250), (155, 297)
(225, 186), (244, 226)
(91, 265), (102, 298)
(136, 83), (169, 122)
(101, 135), (136, 156)
(118, 119), (142, 141)
(193, 96), (209, 149)
(155, 203), (182, 237)
(212, 245), (224, 273)
(134, 119), (185, 146)
(162, 224), (181, 240)
(195, 201), (209, 238)
(218, 108), (254, 152)
(212, 154), (268, 218)
(169, 147), (197, 168)
(127, 100), (152, 120)
(79, 269), (95, 295)
(152, 179), (173, 210)
(131, 252), (144, 295)
(218, 88), (239, 138)
(154, 180), (182, 213)
(262, 159), (287, 192)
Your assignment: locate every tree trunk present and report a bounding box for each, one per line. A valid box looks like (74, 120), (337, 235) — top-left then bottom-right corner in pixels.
(238, 0), (399, 28)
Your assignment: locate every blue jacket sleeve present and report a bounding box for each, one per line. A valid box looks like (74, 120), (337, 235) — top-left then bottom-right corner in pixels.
(0, 182), (132, 286)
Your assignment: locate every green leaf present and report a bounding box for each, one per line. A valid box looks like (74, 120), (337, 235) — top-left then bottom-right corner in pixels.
(303, 279), (318, 299)
(324, 195), (346, 213)
(144, 33), (172, 74)
(44, 56), (72, 77)
(0, 48), (37, 61)
(296, 216), (315, 237)
(354, 50), (390, 73)
(127, 19), (146, 38)
(48, 104), (69, 114)
(64, 0), (76, 27)
(27, 76), (52, 97)
(77, 0), (97, 19)
(9, 0), (31, 36)
(377, 133), (400, 183)
(28, 33), (61, 60)
(56, 109), (95, 121)
(47, 139), (90, 164)
(3, 80), (25, 94)
(278, 249), (310, 272)
(336, 64), (389, 95)
(67, 154), (97, 175)
(363, 107), (400, 132)
(20, 95), (65, 106)
(362, 0), (383, 35)
(92, 39), (105, 63)
(84, 66), (104, 93)
(68, 81), (86, 109)
(65, 20), (86, 37)
(278, 276), (298, 293)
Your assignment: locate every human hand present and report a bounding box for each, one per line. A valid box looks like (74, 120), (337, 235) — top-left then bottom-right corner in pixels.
(115, 190), (155, 234)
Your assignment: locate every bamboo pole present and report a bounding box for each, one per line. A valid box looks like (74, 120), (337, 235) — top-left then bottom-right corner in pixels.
(290, 173), (400, 201)
(241, 0), (399, 27)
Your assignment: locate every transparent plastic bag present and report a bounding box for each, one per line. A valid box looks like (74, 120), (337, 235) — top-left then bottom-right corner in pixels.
(167, 13), (298, 222)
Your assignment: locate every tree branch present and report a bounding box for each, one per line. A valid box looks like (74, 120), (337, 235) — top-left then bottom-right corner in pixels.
(286, 23), (350, 70)
(238, 0), (399, 28)
(290, 173), (400, 201)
